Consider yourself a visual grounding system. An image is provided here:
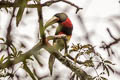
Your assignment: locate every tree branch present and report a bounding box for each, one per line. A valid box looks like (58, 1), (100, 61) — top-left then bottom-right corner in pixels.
(0, 36), (92, 80)
(0, 42), (43, 69)
(107, 28), (117, 41)
(0, 1), (42, 8)
(37, 2), (46, 44)
(0, 0), (83, 13)
(42, 0), (83, 13)
(43, 44), (92, 80)
(101, 28), (120, 49)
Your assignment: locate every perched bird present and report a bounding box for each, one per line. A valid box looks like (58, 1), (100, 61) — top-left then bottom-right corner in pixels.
(45, 13), (73, 75)
(45, 13), (73, 49)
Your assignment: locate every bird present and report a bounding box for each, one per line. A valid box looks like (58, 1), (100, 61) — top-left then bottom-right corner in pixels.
(45, 13), (73, 75)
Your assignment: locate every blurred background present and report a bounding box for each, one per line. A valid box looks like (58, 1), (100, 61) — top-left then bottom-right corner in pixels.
(0, 0), (120, 80)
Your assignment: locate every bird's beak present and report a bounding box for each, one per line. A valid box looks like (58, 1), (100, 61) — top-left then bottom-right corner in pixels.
(45, 16), (59, 28)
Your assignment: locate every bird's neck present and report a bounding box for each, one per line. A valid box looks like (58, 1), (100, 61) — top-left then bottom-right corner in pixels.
(61, 18), (73, 28)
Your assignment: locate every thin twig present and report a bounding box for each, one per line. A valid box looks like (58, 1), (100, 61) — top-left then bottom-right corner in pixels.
(42, 0), (83, 13)
(101, 29), (120, 48)
(107, 28), (117, 40)
(37, 2), (46, 44)
(100, 28), (120, 56)
(0, 0), (83, 13)
(0, 1), (41, 8)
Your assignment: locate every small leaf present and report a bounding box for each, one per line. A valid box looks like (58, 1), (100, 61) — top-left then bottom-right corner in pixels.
(16, 7), (25, 26)
(5, 7), (8, 13)
(48, 54), (55, 75)
(101, 76), (108, 80)
(107, 65), (114, 73)
(70, 73), (75, 80)
(0, 38), (4, 41)
(23, 61), (36, 80)
(93, 76), (96, 79)
(86, 49), (93, 54)
(103, 63), (106, 70)
(74, 53), (82, 63)
(16, 0), (27, 26)
(104, 60), (112, 64)
(0, 55), (5, 63)
(29, 57), (34, 61)
(96, 62), (102, 69)
(105, 66), (110, 76)
(11, 44), (17, 53)
(81, 45), (89, 48)
(100, 72), (105, 75)
(17, 51), (23, 56)
(76, 75), (79, 80)
(10, 44), (17, 56)
(10, 53), (15, 57)
(84, 60), (94, 67)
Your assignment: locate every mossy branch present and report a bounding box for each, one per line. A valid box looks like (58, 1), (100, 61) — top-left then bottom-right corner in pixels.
(44, 44), (92, 80)
(0, 36), (92, 80)
(0, 42), (43, 69)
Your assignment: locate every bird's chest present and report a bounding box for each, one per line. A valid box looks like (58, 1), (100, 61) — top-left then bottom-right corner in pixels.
(57, 24), (73, 35)
(61, 26), (73, 35)
(57, 26), (72, 41)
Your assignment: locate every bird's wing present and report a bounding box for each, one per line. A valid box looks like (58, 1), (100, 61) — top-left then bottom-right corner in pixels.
(53, 24), (62, 43)
(55, 24), (62, 35)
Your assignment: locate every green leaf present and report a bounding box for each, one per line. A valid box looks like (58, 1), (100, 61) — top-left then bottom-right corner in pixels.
(104, 60), (112, 64)
(105, 66), (110, 76)
(74, 53), (82, 63)
(29, 57), (34, 61)
(5, 7), (8, 13)
(93, 76), (96, 79)
(16, 0), (27, 26)
(0, 55), (5, 63)
(96, 62), (102, 69)
(16, 7), (24, 26)
(107, 65), (114, 73)
(103, 63), (106, 70)
(101, 76), (108, 80)
(17, 51), (23, 56)
(48, 54), (55, 75)
(9, 44), (18, 57)
(84, 60), (94, 67)
(70, 73), (75, 80)
(0, 38), (4, 41)
(76, 75), (79, 80)
(100, 72), (105, 75)
(86, 49), (93, 54)
(11, 44), (17, 53)
(23, 61), (36, 80)
(81, 44), (89, 48)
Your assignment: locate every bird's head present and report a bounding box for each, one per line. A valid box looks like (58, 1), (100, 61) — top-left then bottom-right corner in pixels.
(45, 13), (68, 28)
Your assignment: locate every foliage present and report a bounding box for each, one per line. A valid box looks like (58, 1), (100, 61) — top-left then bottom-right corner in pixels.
(0, 0), (116, 80)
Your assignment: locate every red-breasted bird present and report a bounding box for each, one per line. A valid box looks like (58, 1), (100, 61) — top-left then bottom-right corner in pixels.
(45, 13), (73, 75)
(45, 13), (73, 49)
